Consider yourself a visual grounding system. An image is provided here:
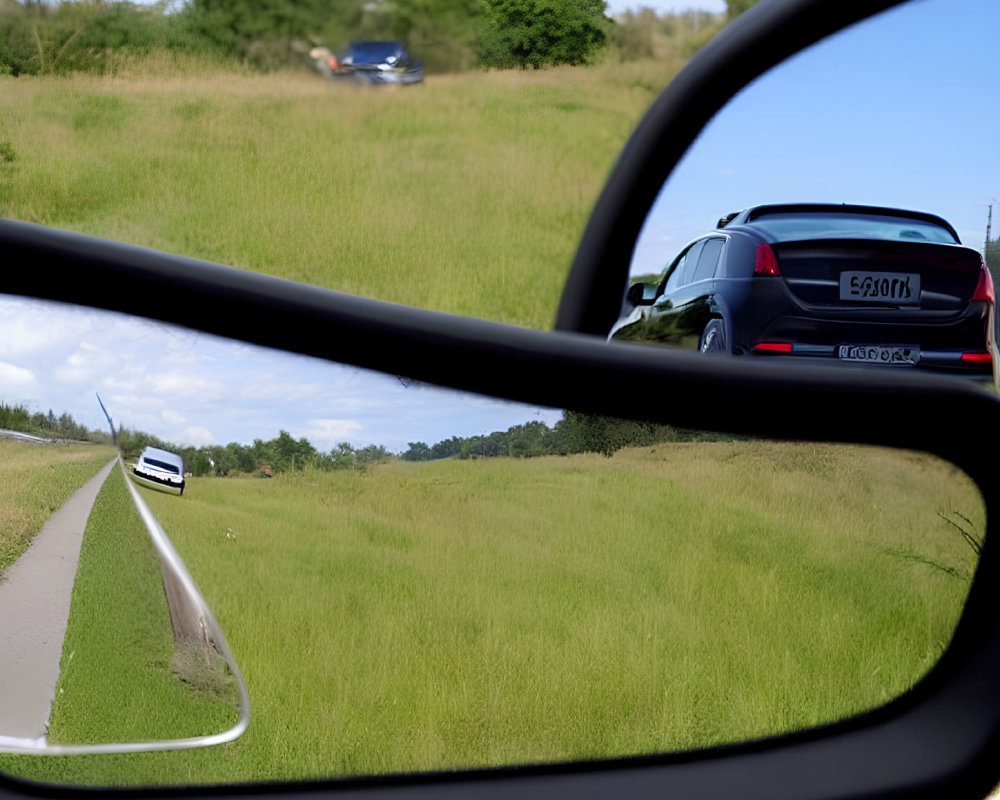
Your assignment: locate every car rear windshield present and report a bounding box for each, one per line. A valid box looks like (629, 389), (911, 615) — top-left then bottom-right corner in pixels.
(748, 212), (959, 244)
(143, 457), (180, 474)
(346, 42), (402, 63)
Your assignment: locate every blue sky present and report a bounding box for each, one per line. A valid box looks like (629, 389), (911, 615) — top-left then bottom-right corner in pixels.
(0, 297), (561, 452)
(604, 0), (724, 16)
(631, 0), (999, 276)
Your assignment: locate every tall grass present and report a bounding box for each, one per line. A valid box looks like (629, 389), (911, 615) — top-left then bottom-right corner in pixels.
(2, 441), (981, 786)
(0, 440), (115, 572)
(0, 60), (678, 329)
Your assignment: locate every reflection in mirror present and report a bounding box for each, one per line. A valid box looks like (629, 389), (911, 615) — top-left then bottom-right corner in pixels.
(618, 0), (999, 387)
(0, 295), (985, 785)
(0, 300), (248, 756)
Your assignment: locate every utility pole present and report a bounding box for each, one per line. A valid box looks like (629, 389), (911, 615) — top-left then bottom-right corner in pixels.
(96, 392), (116, 447)
(987, 201), (994, 250)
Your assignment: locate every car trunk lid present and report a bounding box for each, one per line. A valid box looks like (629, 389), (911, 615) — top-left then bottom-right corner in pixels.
(774, 239), (984, 313)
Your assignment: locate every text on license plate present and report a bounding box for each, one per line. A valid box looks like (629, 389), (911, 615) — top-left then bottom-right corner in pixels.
(839, 271), (920, 303)
(838, 345), (918, 365)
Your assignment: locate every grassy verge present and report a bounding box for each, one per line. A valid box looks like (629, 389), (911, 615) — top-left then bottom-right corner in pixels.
(0, 60), (678, 330)
(0, 468), (238, 782)
(0, 441), (981, 786)
(0, 440), (115, 572)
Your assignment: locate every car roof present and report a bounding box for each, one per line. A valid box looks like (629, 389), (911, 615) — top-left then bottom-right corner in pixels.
(715, 203), (960, 241)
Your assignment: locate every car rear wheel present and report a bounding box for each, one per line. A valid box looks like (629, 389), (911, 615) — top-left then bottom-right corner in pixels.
(699, 319), (727, 354)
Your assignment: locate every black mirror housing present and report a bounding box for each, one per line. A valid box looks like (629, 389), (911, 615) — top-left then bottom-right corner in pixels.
(4, 1), (1000, 798)
(626, 282), (656, 307)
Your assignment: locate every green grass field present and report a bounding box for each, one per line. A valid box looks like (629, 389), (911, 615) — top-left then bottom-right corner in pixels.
(0, 440), (115, 572)
(0, 59), (680, 330)
(2, 441), (982, 786)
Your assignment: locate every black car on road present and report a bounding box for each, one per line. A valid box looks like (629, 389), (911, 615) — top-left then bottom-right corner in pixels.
(611, 204), (996, 380)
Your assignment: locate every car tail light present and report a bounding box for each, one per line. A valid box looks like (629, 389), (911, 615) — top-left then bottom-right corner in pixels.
(753, 342), (793, 353)
(972, 263), (995, 303)
(961, 352), (992, 365)
(753, 244), (781, 277)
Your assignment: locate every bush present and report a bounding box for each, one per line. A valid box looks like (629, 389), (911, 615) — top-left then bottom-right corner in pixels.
(607, 8), (725, 64)
(479, 0), (610, 69)
(0, 1), (229, 76)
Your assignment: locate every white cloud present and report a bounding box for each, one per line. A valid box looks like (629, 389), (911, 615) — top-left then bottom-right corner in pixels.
(174, 426), (215, 447)
(161, 409), (187, 426)
(237, 378), (322, 403)
(149, 372), (226, 402)
(0, 361), (38, 395)
(292, 418), (364, 449)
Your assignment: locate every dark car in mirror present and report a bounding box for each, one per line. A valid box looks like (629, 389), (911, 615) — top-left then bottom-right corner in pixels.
(610, 204), (996, 382)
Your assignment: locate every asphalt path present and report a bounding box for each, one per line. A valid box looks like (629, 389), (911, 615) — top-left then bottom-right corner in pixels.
(0, 457), (115, 746)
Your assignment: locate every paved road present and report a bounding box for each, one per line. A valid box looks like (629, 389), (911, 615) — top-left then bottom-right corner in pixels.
(0, 458), (116, 745)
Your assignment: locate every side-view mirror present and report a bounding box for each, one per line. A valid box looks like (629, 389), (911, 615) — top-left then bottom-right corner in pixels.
(3, 0), (1000, 798)
(0, 289), (983, 775)
(625, 281), (656, 306)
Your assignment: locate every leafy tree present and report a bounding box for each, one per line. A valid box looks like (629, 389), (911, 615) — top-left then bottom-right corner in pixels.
(356, 443), (392, 464)
(507, 420), (552, 457)
(0, 1), (223, 76)
(611, 8), (655, 61)
(401, 441), (432, 461)
(330, 442), (359, 470)
(260, 430), (317, 472)
(382, 0), (481, 73)
(192, 450), (214, 477)
(185, 0), (334, 47)
(430, 435), (464, 460)
(725, 0), (759, 20)
(561, 411), (681, 457)
(479, 0), (610, 69)
(0, 403), (31, 433)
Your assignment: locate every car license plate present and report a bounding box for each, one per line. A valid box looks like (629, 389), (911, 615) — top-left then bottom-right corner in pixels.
(838, 345), (918, 365)
(840, 271), (919, 303)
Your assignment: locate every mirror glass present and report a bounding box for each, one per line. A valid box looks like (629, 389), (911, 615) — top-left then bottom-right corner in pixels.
(0, 301), (248, 756)
(0, 294), (985, 785)
(618, 0), (999, 386)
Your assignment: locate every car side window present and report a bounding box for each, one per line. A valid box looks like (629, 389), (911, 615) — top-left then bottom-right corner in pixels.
(691, 238), (724, 283)
(660, 251), (688, 294)
(662, 241), (705, 293)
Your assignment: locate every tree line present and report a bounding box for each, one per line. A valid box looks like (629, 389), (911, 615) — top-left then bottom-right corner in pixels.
(0, 401), (731, 476)
(123, 412), (732, 477)
(401, 411), (734, 462)
(117, 427), (393, 477)
(0, 0), (757, 76)
(0, 402), (112, 443)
